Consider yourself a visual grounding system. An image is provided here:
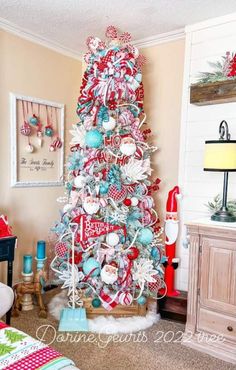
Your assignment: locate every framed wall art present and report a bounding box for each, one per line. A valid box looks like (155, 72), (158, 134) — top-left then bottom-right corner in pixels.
(10, 93), (64, 187)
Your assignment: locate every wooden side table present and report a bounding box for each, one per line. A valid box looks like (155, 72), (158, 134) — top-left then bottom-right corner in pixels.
(0, 236), (17, 325)
(182, 219), (236, 364)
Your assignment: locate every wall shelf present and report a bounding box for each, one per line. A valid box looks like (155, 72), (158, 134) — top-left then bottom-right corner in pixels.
(190, 79), (236, 105)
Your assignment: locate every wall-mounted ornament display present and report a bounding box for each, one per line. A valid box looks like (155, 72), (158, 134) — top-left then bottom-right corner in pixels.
(11, 93), (64, 187)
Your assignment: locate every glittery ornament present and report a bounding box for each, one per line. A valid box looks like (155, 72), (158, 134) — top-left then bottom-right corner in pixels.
(20, 121), (31, 136)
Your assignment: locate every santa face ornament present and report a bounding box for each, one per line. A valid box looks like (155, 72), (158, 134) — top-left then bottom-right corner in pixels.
(120, 137), (137, 156)
(83, 196), (100, 215)
(101, 264), (118, 284)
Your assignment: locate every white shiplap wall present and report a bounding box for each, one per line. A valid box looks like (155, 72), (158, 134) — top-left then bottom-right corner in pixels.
(177, 13), (236, 291)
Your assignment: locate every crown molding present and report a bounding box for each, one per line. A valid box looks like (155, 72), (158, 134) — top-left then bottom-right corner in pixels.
(0, 17), (82, 61)
(133, 28), (185, 48)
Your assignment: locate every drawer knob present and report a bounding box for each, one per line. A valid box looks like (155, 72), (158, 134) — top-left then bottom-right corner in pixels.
(227, 326), (233, 332)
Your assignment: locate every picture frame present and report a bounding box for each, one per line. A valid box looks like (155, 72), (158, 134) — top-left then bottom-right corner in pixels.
(10, 93), (65, 187)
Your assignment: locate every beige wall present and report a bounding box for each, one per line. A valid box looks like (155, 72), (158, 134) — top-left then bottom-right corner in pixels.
(141, 39), (185, 221)
(0, 30), (82, 283)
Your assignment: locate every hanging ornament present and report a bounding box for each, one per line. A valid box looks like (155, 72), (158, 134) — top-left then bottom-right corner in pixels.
(102, 116), (116, 131)
(148, 274), (163, 292)
(55, 242), (67, 258)
(21, 100), (34, 151)
(123, 198), (132, 206)
(108, 184), (127, 203)
(92, 298), (101, 308)
(85, 129), (103, 148)
(105, 232), (120, 246)
(120, 137), (137, 156)
(45, 125), (54, 137)
(20, 121), (31, 136)
(119, 292), (133, 305)
(127, 246), (139, 260)
(49, 137), (62, 152)
(137, 296), (147, 305)
(99, 181), (109, 194)
(83, 196), (100, 214)
(37, 130), (43, 147)
(74, 175), (86, 188)
(25, 143), (34, 153)
(29, 114), (39, 126)
(82, 257), (100, 277)
(101, 264), (118, 284)
(130, 197), (139, 206)
(137, 228), (154, 245)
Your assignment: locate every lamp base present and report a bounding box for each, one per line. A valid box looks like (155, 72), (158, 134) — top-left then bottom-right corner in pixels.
(211, 210), (236, 222)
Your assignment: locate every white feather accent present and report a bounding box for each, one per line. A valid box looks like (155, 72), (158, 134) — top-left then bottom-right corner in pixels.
(69, 124), (86, 146)
(121, 157), (152, 183)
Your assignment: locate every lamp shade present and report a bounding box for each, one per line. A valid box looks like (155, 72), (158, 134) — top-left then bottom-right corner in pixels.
(204, 141), (236, 171)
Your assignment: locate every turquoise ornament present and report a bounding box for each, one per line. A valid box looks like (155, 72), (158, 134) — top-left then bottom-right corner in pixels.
(92, 298), (101, 308)
(100, 182), (109, 194)
(82, 257), (100, 277)
(29, 114), (38, 126)
(151, 246), (160, 260)
(137, 296), (147, 305)
(85, 129), (103, 148)
(137, 228), (154, 245)
(45, 125), (54, 137)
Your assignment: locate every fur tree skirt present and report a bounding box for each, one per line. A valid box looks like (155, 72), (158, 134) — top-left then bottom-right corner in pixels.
(48, 291), (160, 334)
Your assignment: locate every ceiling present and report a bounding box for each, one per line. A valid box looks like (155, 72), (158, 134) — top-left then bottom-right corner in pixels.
(1, 0), (236, 58)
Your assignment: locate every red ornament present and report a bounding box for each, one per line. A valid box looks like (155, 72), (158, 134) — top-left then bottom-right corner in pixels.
(148, 275), (163, 292)
(69, 251), (83, 265)
(127, 247), (139, 260)
(108, 184), (127, 203)
(123, 198), (132, 206)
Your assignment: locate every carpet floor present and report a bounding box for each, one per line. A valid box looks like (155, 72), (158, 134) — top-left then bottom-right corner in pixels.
(10, 289), (236, 370)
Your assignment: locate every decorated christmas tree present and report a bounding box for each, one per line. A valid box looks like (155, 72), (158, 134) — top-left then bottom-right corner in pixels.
(51, 26), (165, 311)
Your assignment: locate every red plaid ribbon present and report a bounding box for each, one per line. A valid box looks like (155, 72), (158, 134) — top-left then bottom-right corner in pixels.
(100, 290), (120, 311)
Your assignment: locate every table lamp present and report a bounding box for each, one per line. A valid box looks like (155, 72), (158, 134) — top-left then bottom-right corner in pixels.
(204, 120), (236, 222)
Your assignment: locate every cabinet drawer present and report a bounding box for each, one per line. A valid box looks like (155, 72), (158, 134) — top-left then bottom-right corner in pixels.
(198, 308), (236, 341)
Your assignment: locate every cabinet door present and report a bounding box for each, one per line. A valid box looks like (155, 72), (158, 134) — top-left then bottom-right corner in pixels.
(200, 237), (236, 316)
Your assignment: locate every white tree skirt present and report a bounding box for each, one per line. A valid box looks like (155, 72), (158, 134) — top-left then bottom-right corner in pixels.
(48, 291), (160, 334)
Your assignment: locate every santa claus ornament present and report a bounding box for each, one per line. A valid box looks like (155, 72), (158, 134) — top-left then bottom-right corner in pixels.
(101, 264), (118, 284)
(83, 196), (100, 214)
(120, 137), (137, 156)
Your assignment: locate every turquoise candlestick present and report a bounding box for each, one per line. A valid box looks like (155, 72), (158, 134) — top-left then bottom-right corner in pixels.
(37, 240), (46, 259)
(23, 255), (33, 274)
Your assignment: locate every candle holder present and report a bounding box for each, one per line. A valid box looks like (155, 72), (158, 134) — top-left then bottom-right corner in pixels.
(35, 257), (47, 293)
(21, 272), (34, 311)
(12, 257), (48, 319)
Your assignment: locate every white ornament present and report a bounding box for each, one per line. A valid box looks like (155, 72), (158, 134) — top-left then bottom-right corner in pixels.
(49, 144), (55, 152)
(83, 196), (100, 215)
(101, 264), (118, 284)
(106, 232), (119, 246)
(25, 144), (34, 153)
(120, 137), (136, 156)
(119, 292), (133, 305)
(121, 157), (152, 183)
(102, 117), (116, 131)
(131, 197), (139, 206)
(69, 124), (86, 147)
(74, 175), (86, 188)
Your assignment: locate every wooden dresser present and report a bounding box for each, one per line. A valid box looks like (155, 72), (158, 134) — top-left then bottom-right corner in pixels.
(182, 220), (236, 364)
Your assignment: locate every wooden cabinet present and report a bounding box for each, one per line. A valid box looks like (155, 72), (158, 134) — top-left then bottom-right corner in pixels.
(182, 220), (236, 364)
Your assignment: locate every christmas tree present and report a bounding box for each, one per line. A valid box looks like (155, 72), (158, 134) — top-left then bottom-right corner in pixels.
(51, 26), (165, 311)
